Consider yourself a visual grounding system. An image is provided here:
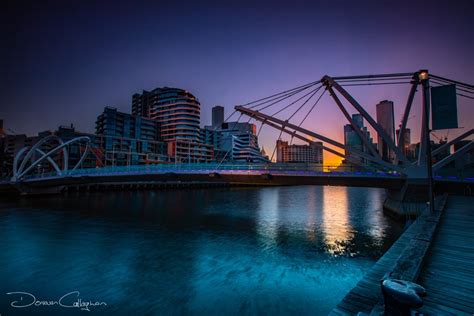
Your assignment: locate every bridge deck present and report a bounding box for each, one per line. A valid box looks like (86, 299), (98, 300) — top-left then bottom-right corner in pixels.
(416, 196), (474, 315)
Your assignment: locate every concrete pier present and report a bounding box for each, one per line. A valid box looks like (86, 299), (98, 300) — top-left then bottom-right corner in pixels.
(330, 195), (474, 315)
(416, 196), (474, 315)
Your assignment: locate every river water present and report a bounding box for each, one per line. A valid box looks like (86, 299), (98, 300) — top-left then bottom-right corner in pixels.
(0, 186), (403, 315)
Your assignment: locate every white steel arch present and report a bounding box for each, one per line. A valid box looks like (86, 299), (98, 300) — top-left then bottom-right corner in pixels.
(12, 136), (91, 181)
(16, 135), (68, 177)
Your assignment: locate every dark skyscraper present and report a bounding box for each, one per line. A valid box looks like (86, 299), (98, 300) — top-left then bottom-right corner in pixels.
(396, 127), (411, 157)
(203, 107), (268, 163)
(352, 114), (364, 129)
(96, 106), (166, 165)
(132, 87), (213, 162)
(376, 100), (395, 162)
(132, 87), (201, 142)
(0, 119), (4, 137)
(343, 114), (374, 165)
(212, 106), (224, 127)
(132, 91), (152, 117)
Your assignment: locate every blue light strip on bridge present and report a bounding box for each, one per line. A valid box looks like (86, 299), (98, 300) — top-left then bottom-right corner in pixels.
(21, 163), (405, 182)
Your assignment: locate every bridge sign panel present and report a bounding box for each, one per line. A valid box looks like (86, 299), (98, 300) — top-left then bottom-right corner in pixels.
(431, 84), (458, 130)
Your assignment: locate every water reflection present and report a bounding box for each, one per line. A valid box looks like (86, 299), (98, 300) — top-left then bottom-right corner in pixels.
(321, 186), (352, 255)
(304, 186), (321, 243)
(0, 186), (403, 315)
(364, 188), (387, 241)
(256, 187), (280, 248)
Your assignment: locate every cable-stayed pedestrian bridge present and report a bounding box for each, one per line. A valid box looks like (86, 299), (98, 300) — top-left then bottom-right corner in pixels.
(4, 70), (473, 206)
(19, 162), (404, 182)
(232, 70), (473, 178)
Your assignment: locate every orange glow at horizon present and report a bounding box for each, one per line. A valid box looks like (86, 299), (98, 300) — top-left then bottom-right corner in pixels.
(323, 152), (343, 167)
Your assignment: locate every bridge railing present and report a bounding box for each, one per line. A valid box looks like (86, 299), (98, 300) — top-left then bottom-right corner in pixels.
(20, 162), (407, 181)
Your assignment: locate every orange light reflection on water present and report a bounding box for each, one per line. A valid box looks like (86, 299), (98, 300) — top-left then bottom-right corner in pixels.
(321, 186), (354, 256)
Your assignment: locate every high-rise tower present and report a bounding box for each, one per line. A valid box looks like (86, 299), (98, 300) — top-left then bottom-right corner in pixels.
(212, 106), (224, 127)
(132, 87), (212, 162)
(132, 87), (201, 142)
(376, 100), (395, 162)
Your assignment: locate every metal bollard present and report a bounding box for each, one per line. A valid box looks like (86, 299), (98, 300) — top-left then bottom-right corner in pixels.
(381, 279), (426, 316)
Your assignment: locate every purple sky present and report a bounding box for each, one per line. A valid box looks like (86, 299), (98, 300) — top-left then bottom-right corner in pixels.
(2, 0), (473, 164)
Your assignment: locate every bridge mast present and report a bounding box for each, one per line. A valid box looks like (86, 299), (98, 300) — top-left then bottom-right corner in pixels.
(419, 70), (435, 213)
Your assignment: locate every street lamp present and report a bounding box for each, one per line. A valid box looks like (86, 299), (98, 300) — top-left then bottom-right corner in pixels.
(418, 70), (429, 81)
(418, 69), (435, 213)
